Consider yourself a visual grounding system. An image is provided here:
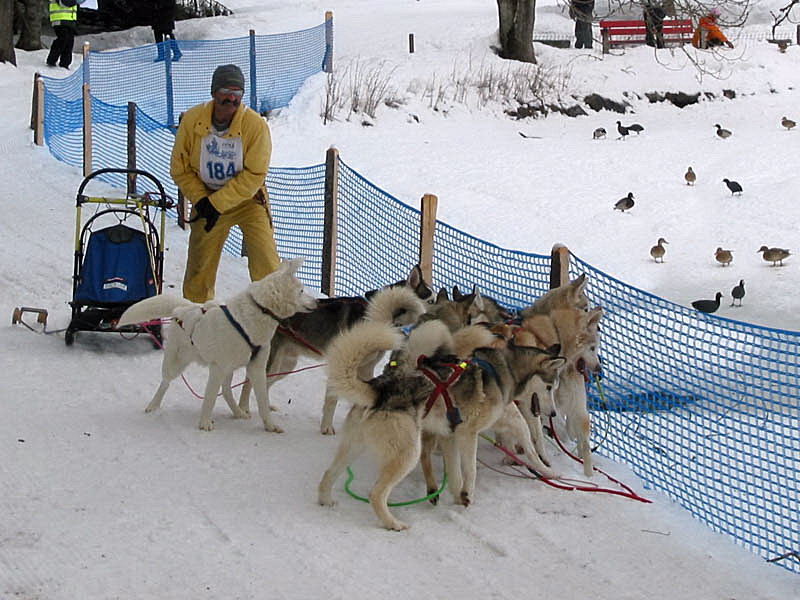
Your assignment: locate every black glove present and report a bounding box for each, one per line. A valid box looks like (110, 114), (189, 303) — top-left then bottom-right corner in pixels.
(189, 197), (220, 232)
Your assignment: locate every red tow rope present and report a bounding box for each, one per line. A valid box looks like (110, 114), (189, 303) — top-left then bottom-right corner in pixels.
(480, 430), (651, 503)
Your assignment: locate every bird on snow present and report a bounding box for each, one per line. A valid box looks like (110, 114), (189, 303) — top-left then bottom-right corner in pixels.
(781, 116), (796, 131)
(616, 121), (630, 140)
(627, 123), (645, 134)
(723, 178), (743, 196)
(715, 124), (733, 139)
(714, 247), (733, 267)
(592, 127), (607, 140)
(730, 280), (745, 307)
(684, 166), (696, 186)
(614, 192), (635, 212)
(757, 246), (791, 266)
(691, 292), (723, 314)
(650, 238), (669, 262)
(650, 238), (668, 262)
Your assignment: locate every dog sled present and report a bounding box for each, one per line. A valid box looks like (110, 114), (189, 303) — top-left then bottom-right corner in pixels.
(66, 168), (170, 347)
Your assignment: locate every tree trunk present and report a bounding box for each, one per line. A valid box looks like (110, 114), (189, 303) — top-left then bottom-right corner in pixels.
(0, 0), (17, 65)
(496, 0), (537, 63)
(15, 0), (44, 50)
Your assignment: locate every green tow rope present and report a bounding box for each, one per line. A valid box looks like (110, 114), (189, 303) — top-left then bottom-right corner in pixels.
(344, 466), (447, 507)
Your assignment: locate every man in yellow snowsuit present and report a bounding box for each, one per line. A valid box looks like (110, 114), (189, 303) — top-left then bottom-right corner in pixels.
(171, 64), (280, 303)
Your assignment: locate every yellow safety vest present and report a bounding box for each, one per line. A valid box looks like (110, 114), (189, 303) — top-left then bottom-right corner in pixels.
(49, 1), (77, 24)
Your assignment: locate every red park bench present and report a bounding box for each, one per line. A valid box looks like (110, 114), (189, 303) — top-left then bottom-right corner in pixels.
(599, 18), (694, 54)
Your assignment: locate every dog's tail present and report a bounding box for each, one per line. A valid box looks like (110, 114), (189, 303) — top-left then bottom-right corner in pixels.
(327, 321), (404, 408)
(452, 324), (497, 357)
(117, 295), (194, 328)
(365, 286), (427, 327)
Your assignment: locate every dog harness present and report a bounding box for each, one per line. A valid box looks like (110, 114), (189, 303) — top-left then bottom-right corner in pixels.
(218, 294), (287, 362)
(417, 355), (467, 430)
(220, 305), (262, 361)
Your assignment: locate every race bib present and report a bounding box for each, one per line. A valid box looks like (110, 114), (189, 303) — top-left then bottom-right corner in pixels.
(199, 132), (244, 190)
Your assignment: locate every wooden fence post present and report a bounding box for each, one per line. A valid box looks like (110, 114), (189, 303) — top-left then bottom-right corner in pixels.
(324, 11), (334, 73)
(549, 244), (571, 289)
(249, 29), (258, 111)
(321, 146), (340, 296)
(126, 102), (137, 195)
(33, 75), (44, 146)
(82, 43), (92, 177)
(176, 111), (187, 229)
(418, 194), (438, 285)
(30, 72), (39, 131)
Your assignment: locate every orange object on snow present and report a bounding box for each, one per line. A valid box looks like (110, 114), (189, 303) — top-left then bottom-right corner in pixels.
(692, 15), (732, 48)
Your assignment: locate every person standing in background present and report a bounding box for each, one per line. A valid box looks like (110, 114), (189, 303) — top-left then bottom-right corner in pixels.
(152, 0), (181, 61)
(643, 1), (666, 48)
(570, 0), (595, 49)
(47, 0), (85, 68)
(692, 7), (734, 49)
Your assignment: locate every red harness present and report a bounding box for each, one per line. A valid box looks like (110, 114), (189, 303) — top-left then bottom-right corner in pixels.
(417, 355), (467, 430)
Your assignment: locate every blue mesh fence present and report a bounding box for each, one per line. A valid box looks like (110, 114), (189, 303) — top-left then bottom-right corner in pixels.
(34, 21), (798, 570)
(269, 164), (327, 290)
(39, 23), (331, 170)
(335, 160), (421, 295)
(335, 157), (798, 573)
(570, 255), (800, 572)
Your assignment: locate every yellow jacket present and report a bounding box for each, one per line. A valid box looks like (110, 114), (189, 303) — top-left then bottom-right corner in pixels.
(170, 100), (271, 214)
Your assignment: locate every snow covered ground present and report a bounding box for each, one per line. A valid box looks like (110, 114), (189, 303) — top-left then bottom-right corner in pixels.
(2, 1), (799, 598)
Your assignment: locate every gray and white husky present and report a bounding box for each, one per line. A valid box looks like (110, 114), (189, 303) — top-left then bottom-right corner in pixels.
(117, 258), (316, 432)
(318, 319), (563, 530)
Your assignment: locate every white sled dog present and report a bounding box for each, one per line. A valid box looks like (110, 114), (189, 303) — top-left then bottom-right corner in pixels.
(117, 258), (316, 432)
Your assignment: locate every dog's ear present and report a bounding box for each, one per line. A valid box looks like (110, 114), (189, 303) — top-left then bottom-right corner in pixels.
(470, 288), (484, 311)
(406, 265), (422, 289)
(436, 287), (449, 303)
(281, 257), (304, 275)
(585, 307), (603, 328)
(452, 285), (463, 300)
(544, 356), (567, 372)
(569, 273), (588, 301)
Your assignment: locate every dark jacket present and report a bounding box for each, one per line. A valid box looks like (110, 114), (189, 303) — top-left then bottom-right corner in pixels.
(569, 0), (594, 21)
(643, 3), (666, 26)
(151, 0), (176, 33)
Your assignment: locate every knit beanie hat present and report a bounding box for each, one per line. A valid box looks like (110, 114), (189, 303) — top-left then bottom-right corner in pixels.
(211, 64), (245, 94)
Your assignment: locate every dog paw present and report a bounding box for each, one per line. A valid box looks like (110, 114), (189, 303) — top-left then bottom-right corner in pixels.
(459, 491), (471, 507)
(232, 408), (251, 419)
(320, 425), (336, 435)
(264, 423), (284, 433)
(198, 419), (214, 431)
(318, 496), (336, 507)
(538, 468), (558, 480)
(144, 404), (158, 413)
(385, 520), (410, 531)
